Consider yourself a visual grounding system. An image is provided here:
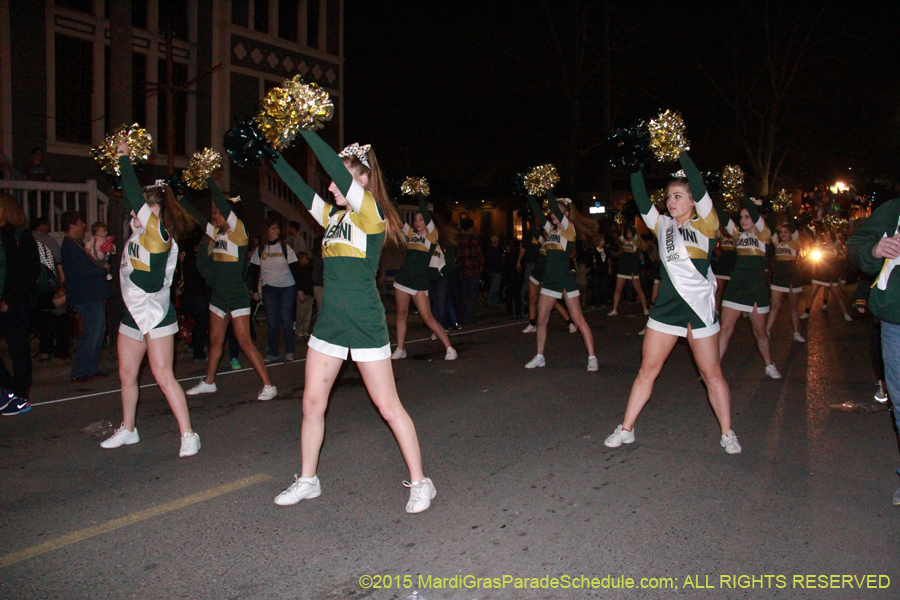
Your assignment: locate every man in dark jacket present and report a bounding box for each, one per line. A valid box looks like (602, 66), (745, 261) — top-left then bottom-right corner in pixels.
(60, 211), (111, 382)
(0, 194), (40, 414)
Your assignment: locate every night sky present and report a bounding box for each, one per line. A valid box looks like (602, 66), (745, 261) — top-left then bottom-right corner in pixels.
(342, 1), (900, 203)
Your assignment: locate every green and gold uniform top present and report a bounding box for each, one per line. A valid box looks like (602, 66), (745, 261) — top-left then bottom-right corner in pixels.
(724, 196), (771, 272)
(619, 236), (643, 256)
(774, 230), (802, 261)
(117, 156), (173, 293)
(397, 192), (438, 282)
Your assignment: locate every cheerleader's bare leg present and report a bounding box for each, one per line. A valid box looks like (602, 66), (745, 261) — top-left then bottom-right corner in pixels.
(535, 293), (556, 355)
(688, 327), (732, 434)
(394, 289), (411, 351)
(117, 332), (146, 432)
(563, 292), (594, 356)
(203, 310), (229, 384)
(718, 306), (741, 359)
(356, 358), (425, 481)
(300, 348), (345, 478)
(232, 314), (272, 386)
(766, 290), (784, 335)
(145, 334), (192, 434)
(749, 307), (774, 367)
(411, 291), (452, 350)
(621, 328), (679, 430)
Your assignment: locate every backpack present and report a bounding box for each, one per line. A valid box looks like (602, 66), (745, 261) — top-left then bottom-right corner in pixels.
(35, 240), (59, 295)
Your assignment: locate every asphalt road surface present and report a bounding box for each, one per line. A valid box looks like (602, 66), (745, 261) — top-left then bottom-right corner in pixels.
(1, 303), (897, 600)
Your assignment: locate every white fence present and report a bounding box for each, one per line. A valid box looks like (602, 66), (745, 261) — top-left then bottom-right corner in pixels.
(0, 180), (108, 234)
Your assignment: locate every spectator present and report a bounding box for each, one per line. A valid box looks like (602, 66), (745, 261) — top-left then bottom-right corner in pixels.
(60, 211), (111, 382)
(30, 216), (61, 261)
(847, 197), (900, 505)
(31, 217), (68, 361)
(0, 154), (21, 181)
(87, 221), (116, 280)
(486, 235), (503, 304)
(0, 194), (41, 415)
(284, 220), (309, 255)
(456, 218), (483, 327)
(21, 148), (50, 182)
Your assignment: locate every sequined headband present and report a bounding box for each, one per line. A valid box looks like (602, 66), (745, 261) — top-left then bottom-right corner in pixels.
(339, 143), (371, 168)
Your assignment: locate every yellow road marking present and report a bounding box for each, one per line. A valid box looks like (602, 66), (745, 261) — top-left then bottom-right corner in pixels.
(0, 473), (272, 568)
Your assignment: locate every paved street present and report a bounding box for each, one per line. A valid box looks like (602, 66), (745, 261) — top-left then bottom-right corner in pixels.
(1, 300), (898, 600)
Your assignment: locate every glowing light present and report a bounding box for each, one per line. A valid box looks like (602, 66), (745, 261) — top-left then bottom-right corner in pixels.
(811, 250), (822, 261)
(829, 181), (849, 194)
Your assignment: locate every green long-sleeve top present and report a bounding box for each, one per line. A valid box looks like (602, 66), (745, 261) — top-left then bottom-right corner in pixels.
(270, 130), (387, 287)
(717, 193), (770, 271)
(848, 198), (900, 324)
(117, 155), (172, 292)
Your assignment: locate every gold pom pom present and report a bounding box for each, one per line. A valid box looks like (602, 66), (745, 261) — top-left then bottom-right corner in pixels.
(255, 76), (334, 150)
(651, 189), (668, 212)
(822, 214), (849, 237)
(720, 164), (744, 214)
(614, 212), (624, 226)
(647, 110), (690, 162)
(90, 124), (153, 176)
(771, 189), (791, 213)
(182, 148), (223, 190)
(401, 177), (430, 197)
(524, 164), (560, 196)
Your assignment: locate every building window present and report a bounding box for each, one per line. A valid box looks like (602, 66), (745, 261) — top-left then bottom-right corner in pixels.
(254, 0), (270, 33)
(156, 59), (188, 156)
(158, 0), (189, 41)
(307, 0), (320, 49)
(55, 0), (94, 15)
(133, 53), (148, 127)
(326, 0), (339, 55)
(279, 0), (299, 42)
(55, 34), (94, 144)
(232, 0), (249, 27)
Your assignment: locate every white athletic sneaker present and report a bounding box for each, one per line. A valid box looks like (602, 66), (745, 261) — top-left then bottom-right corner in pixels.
(720, 429), (742, 454)
(404, 477), (436, 513)
(875, 381), (889, 404)
(179, 431), (201, 457)
(264, 355), (279, 364)
(391, 348), (407, 360)
(185, 380), (217, 396)
(765, 364), (782, 379)
(799, 311), (810, 320)
(793, 332), (806, 343)
(285, 353), (294, 362)
(430, 333), (437, 340)
(587, 356), (599, 372)
(445, 347), (458, 361)
(524, 354), (546, 369)
(568, 323), (577, 333)
(100, 424), (139, 449)
(604, 425), (634, 447)
(522, 324), (537, 333)
(607, 309), (618, 316)
(257, 385), (277, 401)
(274, 475), (321, 506)
(843, 313), (853, 322)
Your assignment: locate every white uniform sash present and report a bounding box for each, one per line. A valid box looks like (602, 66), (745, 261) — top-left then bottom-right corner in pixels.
(874, 214), (900, 291)
(120, 224), (178, 336)
(658, 215), (717, 327)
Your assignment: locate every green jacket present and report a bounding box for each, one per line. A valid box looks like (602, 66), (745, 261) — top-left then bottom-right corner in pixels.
(847, 198), (900, 324)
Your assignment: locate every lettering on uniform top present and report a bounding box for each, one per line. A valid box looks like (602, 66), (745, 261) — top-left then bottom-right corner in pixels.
(409, 235), (427, 245)
(737, 237), (760, 248)
(214, 238), (229, 251)
(260, 250), (284, 261)
(775, 246), (795, 256)
(325, 220), (352, 243)
(548, 233), (561, 244)
(681, 228), (698, 244)
(127, 241), (142, 259)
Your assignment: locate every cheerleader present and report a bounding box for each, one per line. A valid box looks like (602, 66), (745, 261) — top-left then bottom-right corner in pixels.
(269, 132), (436, 513)
(766, 222), (806, 342)
(604, 153), (740, 454)
(523, 192), (598, 371)
(712, 225), (736, 311)
(391, 185), (457, 360)
(608, 225), (650, 316)
(801, 229), (853, 321)
(717, 195), (781, 378)
(521, 226), (575, 333)
(182, 172), (276, 401)
(100, 144), (200, 457)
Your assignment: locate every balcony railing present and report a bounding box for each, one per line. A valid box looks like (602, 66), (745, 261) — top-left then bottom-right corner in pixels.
(0, 180), (108, 235)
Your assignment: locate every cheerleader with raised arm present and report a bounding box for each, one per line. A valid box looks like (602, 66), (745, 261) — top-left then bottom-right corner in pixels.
(604, 153), (740, 454)
(766, 221), (806, 343)
(521, 225), (575, 334)
(100, 143), (200, 457)
(270, 133), (436, 513)
(523, 190), (598, 371)
(391, 182), (457, 360)
(608, 225), (650, 316)
(801, 228), (853, 321)
(717, 194), (781, 379)
(712, 225), (736, 311)
(181, 172), (276, 400)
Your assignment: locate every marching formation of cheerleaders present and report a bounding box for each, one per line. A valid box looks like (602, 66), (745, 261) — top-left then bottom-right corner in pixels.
(91, 81), (894, 511)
